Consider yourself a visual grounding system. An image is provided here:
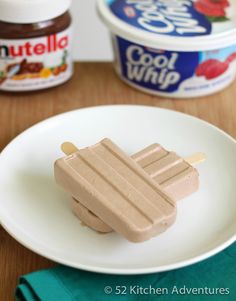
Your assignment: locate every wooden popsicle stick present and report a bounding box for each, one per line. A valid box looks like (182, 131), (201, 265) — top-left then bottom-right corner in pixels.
(184, 152), (207, 166)
(61, 142), (207, 166)
(61, 142), (79, 156)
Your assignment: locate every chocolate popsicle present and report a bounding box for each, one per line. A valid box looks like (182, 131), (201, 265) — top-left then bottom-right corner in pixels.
(55, 138), (177, 242)
(72, 143), (202, 233)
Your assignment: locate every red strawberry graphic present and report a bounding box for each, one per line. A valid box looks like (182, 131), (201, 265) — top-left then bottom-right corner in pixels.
(204, 61), (229, 79)
(196, 59), (216, 76)
(196, 59), (229, 80)
(194, 0), (229, 18)
(226, 52), (236, 64)
(196, 50), (236, 80)
(195, 1), (224, 17)
(207, 0), (229, 8)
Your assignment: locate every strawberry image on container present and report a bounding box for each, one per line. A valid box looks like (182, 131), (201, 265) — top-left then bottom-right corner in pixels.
(196, 50), (236, 80)
(196, 59), (229, 79)
(195, 59), (216, 76)
(226, 52), (236, 64)
(194, 0), (229, 20)
(204, 61), (229, 79)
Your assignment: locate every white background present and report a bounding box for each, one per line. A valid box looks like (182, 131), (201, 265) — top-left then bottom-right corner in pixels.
(71, 0), (112, 61)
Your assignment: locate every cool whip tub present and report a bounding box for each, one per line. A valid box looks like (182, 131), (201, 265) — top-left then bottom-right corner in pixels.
(97, 0), (236, 98)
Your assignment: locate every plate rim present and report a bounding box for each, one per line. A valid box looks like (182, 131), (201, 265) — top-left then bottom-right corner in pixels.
(0, 104), (235, 275)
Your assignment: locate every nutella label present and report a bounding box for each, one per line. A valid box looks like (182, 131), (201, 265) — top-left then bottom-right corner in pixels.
(0, 27), (73, 91)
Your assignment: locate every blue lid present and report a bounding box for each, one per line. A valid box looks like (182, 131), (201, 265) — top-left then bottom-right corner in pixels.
(98, 0), (236, 51)
(109, 0), (213, 37)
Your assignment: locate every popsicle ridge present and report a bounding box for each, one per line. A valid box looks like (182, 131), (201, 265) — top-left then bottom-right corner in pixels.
(99, 139), (176, 212)
(76, 148), (161, 224)
(91, 140), (176, 220)
(158, 166), (193, 185)
(133, 144), (163, 164)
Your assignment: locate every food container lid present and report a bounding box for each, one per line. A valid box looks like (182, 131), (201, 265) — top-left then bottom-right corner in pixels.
(0, 0), (71, 24)
(97, 0), (236, 51)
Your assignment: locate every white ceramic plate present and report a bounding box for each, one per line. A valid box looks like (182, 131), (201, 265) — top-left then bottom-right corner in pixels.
(0, 105), (235, 275)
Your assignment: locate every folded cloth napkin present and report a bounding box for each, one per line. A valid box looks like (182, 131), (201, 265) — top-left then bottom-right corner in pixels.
(16, 243), (236, 301)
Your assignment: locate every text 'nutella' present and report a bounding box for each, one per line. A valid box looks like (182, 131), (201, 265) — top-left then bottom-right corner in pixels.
(0, 0), (73, 92)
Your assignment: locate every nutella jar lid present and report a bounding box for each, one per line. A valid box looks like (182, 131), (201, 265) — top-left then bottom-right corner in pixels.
(0, 0), (71, 24)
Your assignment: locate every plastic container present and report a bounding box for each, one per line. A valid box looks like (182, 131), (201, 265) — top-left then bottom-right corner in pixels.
(0, 0), (73, 92)
(97, 0), (236, 98)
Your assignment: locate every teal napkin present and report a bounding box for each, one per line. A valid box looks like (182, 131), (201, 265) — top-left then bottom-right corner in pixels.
(16, 243), (236, 301)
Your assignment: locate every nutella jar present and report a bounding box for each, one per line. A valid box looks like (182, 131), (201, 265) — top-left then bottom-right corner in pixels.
(0, 0), (73, 92)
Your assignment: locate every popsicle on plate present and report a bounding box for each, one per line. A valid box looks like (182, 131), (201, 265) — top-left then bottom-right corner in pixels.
(70, 143), (203, 233)
(55, 138), (177, 242)
(72, 198), (113, 233)
(132, 143), (200, 201)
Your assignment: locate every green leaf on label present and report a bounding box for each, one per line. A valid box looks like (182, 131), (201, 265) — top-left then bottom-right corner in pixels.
(206, 16), (229, 22)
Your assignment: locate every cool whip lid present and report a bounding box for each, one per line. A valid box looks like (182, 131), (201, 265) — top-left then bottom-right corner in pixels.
(0, 0), (71, 24)
(97, 0), (236, 51)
